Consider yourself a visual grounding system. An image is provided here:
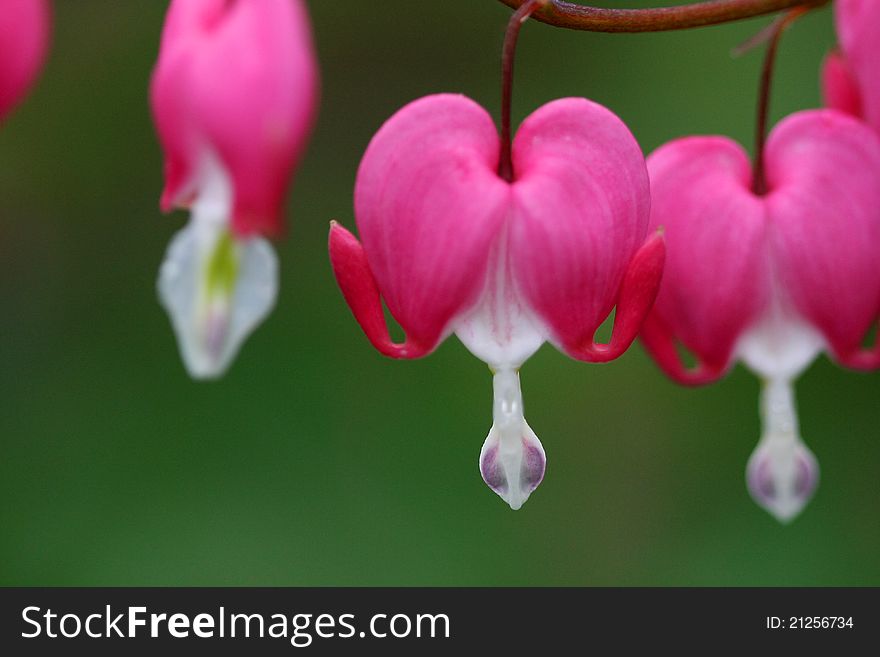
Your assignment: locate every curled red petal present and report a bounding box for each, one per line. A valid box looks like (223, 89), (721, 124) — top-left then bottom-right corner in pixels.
(328, 222), (430, 360)
(564, 230), (665, 363)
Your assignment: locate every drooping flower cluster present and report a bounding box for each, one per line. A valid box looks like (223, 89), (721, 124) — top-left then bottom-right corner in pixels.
(325, 2), (880, 516)
(150, 0), (318, 378)
(134, 0), (880, 518)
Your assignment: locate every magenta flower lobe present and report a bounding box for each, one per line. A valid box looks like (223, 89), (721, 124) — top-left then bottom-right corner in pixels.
(0, 0), (50, 120)
(151, 0), (318, 237)
(824, 0), (880, 132)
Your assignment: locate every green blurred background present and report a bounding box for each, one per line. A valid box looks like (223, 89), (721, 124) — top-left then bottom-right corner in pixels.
(1, 0), (877, 586)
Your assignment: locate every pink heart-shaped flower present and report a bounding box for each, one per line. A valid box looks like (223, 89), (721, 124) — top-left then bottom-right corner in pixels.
(823, 0), (880, 132)
(330, 93), (664, 508)
(331, 93), (663, 363)
(641, 108), (880, 521)
(151, 0), (318, 237)
(643, 109), (880, 380)
(151, 0), (319, 380)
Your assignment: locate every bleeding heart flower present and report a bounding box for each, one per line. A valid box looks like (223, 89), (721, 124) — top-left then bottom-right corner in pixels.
(329, 93), (665, 509)
(822, 0), (879, 130)
(0, 0), (50, 120)
(641, 109), (880, 522)
(150, 0), (318, 378)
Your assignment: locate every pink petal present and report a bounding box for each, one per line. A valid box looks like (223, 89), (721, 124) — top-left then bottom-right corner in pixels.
(0, 0), (50, 120)
(151, 0), (318, 237)
(835, 0), (880, 130)
(644, 137), (770, 375)
(765, 109), (880, 364)
(821, 51), (862, 118)
(508, 98), (651, 357)
(353, 94), (509, 354)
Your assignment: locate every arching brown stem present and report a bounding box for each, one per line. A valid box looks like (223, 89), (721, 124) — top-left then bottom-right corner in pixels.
(495, 0), (828, 33)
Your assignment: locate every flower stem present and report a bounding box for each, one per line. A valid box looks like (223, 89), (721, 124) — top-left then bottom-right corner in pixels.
(751, 7), (807, 195)
(499, 0), (548, 182)
(496, 0), (828, 33)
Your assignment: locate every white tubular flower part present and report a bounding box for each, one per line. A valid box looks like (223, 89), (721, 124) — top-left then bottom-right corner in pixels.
(157, 157), (278, 379)
(479, 368), (545, 511)
(737, 301), (824, 522)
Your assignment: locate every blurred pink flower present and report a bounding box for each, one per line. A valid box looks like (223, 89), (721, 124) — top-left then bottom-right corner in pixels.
(150, 0), (318, 379)
(330, 94), (664, 509)
(822, 0), (879, 131)
(0, 0), (50, 120)
(641, 110), (880, 521)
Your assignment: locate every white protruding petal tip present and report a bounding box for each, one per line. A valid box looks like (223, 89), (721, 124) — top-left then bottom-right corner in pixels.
(479, 368), (545, 509)
(158, 223), (278, 380)
(746, 437), (819, 523)
(479, 421), (546, 510)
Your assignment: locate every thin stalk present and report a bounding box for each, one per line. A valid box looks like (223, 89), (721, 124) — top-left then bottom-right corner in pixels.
(499, 0), (548, 181)
(752, 8), (806, 195)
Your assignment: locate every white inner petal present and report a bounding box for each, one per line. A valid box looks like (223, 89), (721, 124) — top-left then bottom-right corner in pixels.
(157, 156), (278, 380)
(452, 226), (547, 509)
(736, 299), (825, 381)
(453, 225), (545, 371)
